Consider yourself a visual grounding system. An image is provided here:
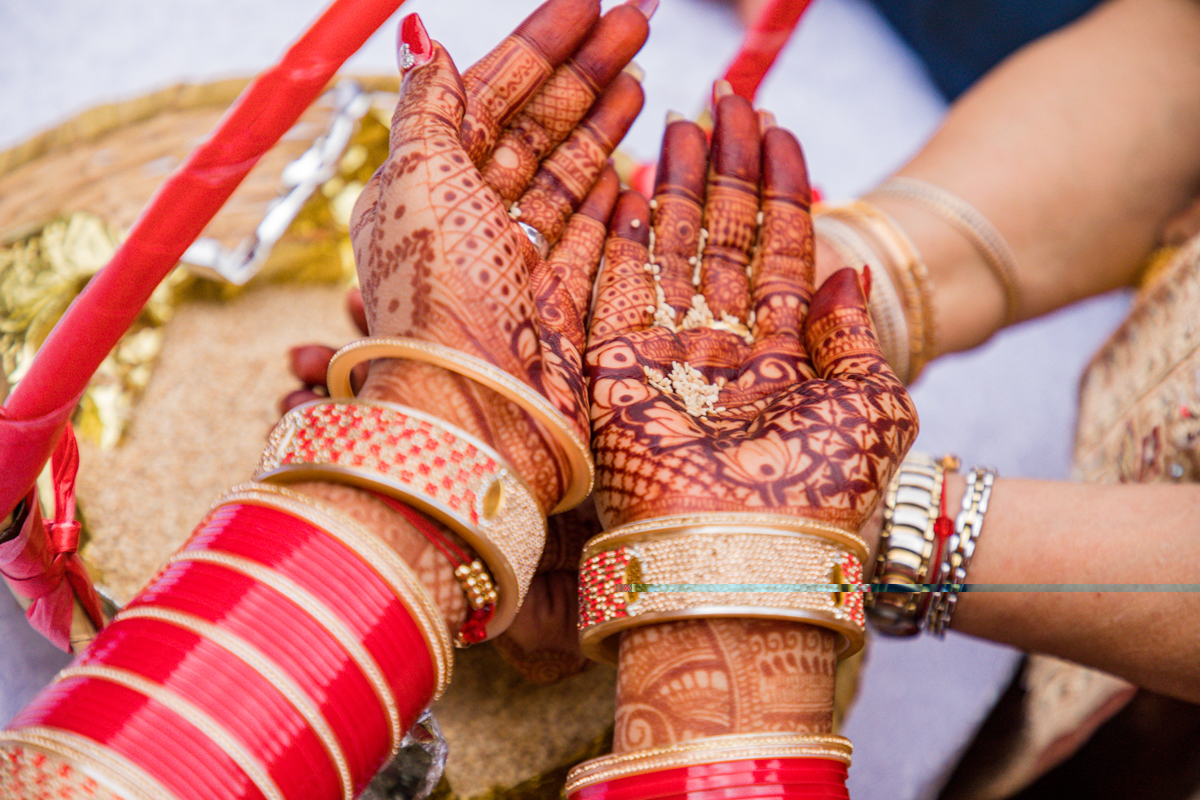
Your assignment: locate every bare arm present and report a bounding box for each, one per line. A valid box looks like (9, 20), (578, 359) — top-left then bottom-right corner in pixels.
(818, 0), (1200, 355)
(933, 475), (1200, 703)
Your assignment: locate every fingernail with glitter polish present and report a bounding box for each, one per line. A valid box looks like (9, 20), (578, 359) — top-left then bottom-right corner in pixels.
(398, 13), (433, 71)
(713, 80), (734, 102)
(622, 61), (645, 83)
(625, 0), (659, 19)
(758, 110), (777, 133)
(666, 110), (686, 124)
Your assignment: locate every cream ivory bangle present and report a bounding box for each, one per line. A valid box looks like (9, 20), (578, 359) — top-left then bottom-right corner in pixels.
(565, 732), (853, 794)
(813, 212), (912, 383)
(578, 514), (867, 665)
(325, 336), (594, 514)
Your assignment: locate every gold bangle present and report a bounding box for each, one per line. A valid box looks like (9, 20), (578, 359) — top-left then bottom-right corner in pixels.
(1, 729), (180, 800)
(578, 514), (867, 665)
(565, 732), (853, 794)
(55, 665), (286, 800)
(215, 482), (453, 706)
(836, 201), (937, 379)
(253, 401), (545, 639)
(114, 606), (353, 800)
(872, 177), (1021, 325)
(325, 336), (594, 513)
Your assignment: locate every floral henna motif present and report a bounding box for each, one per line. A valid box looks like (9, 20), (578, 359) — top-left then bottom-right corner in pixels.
(613, 620), (837, 751)
(589, 98), (917, 750)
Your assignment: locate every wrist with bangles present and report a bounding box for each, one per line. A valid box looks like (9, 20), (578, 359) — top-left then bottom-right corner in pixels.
(571, 512), (868, 797)
(867, 451), (997, 636)
(814, 176), (1022, 383)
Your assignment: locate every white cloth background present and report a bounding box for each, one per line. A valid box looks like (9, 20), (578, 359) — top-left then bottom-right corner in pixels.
(0, 1), (1130, 797)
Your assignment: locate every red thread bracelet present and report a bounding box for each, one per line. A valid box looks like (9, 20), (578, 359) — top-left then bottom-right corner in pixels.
(365, 490), (497, 645)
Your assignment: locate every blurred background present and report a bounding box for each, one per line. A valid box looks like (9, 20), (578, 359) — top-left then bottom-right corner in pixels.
(0, 1), (1132, 797)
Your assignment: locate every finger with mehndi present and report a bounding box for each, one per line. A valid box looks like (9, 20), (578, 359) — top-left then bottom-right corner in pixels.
(751, 125), (814, 341)
(481, 2), (651, 205)
(589, 191), (655, 340)
(651, 115), (709, 324)
(697, 82), (760, 323)
(804, 267), (891, 382)
(528, 168), (620, 437)
(289, 344), (337, 386)
(345, 288), (368, 335)
(459, 0), (603, 164)
(532, 165), (620, 339)
(279, 387), (322, 415)
(512, 72), (644, 243)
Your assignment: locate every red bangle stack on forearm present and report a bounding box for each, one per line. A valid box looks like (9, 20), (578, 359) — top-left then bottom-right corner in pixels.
(1, 487), (451, 800)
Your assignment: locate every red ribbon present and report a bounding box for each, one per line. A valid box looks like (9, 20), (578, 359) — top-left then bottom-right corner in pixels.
(0, 425), (106, 651)
(722, 0), (815, 102)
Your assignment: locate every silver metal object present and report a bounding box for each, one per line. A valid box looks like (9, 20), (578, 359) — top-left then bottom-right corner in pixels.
(182, 79), (374, 285)
(927, 467), (996, 636)
(358, 709), (449, 800)
(398, 44), (416, 71)
(518, 221), (550, 259)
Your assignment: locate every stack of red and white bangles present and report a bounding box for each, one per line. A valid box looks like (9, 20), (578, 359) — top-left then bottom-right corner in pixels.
(1, 483), (451, 800)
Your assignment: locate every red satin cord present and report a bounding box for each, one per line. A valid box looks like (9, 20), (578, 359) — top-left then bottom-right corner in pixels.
(722, 0), (815, 102)
(364, 490), (496, 644)
(0, 426), (106, 651)
(570, 758), (850, 800)
(6, 501), (440, 799)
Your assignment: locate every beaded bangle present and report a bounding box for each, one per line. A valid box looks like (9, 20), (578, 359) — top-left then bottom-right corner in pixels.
(325, 336), (595, 513)
(868, 452), (958, 636)
(1, 731), (175, 800)
(254, 400), (546, 639)
(577, 514), (867, 665)
(926, 467), (996, 636)
(565, 732), (852, 797)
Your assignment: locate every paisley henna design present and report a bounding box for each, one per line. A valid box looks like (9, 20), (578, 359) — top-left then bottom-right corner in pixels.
(587, 100), (917, 748)
(613, 620), (837, 751)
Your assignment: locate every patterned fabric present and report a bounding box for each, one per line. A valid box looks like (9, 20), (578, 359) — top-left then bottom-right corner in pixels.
(956, 237), (1200, 798)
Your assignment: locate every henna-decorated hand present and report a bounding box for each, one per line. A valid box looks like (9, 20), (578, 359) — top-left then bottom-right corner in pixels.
(587, 91), (918, 535)
(340, 0), (647, 681)
(350, 1), (647, 513)
(587, 87), (919, 749)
